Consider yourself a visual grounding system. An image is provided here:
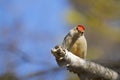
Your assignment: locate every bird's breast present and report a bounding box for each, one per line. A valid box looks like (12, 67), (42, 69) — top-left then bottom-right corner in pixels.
(70, 36), (87, 58)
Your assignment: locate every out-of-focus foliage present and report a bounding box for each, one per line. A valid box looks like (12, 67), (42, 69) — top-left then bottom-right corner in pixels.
(67, 0), (120, 59)
(69, 0), (120, 19)
(66, 0), (120, 79)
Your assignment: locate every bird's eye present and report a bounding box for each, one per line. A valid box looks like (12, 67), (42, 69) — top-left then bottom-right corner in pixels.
(76, 27), (81, 32)
(76, 27), (78, 30)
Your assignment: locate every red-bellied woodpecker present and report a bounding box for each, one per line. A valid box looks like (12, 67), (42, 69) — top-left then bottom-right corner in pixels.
(62, 25), (87, 59)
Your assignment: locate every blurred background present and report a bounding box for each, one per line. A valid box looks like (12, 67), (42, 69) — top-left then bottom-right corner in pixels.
(0, 0), (120, 80)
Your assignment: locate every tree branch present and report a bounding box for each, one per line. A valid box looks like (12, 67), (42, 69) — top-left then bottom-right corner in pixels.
(51, 45), (120, 80)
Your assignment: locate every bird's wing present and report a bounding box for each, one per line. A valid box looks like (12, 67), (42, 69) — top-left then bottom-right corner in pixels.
(62, 32), (72, 49)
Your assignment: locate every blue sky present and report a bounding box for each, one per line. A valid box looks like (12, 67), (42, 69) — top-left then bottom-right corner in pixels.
(0, 0), (70, 80)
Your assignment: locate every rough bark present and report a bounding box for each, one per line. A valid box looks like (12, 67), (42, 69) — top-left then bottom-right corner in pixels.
(51, 45), (120, 80)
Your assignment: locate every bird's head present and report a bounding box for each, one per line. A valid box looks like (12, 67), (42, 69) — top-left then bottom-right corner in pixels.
(76, 25), (85, 36)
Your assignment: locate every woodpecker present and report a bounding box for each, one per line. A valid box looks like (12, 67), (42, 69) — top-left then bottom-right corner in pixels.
(62, 25), (87, 59)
